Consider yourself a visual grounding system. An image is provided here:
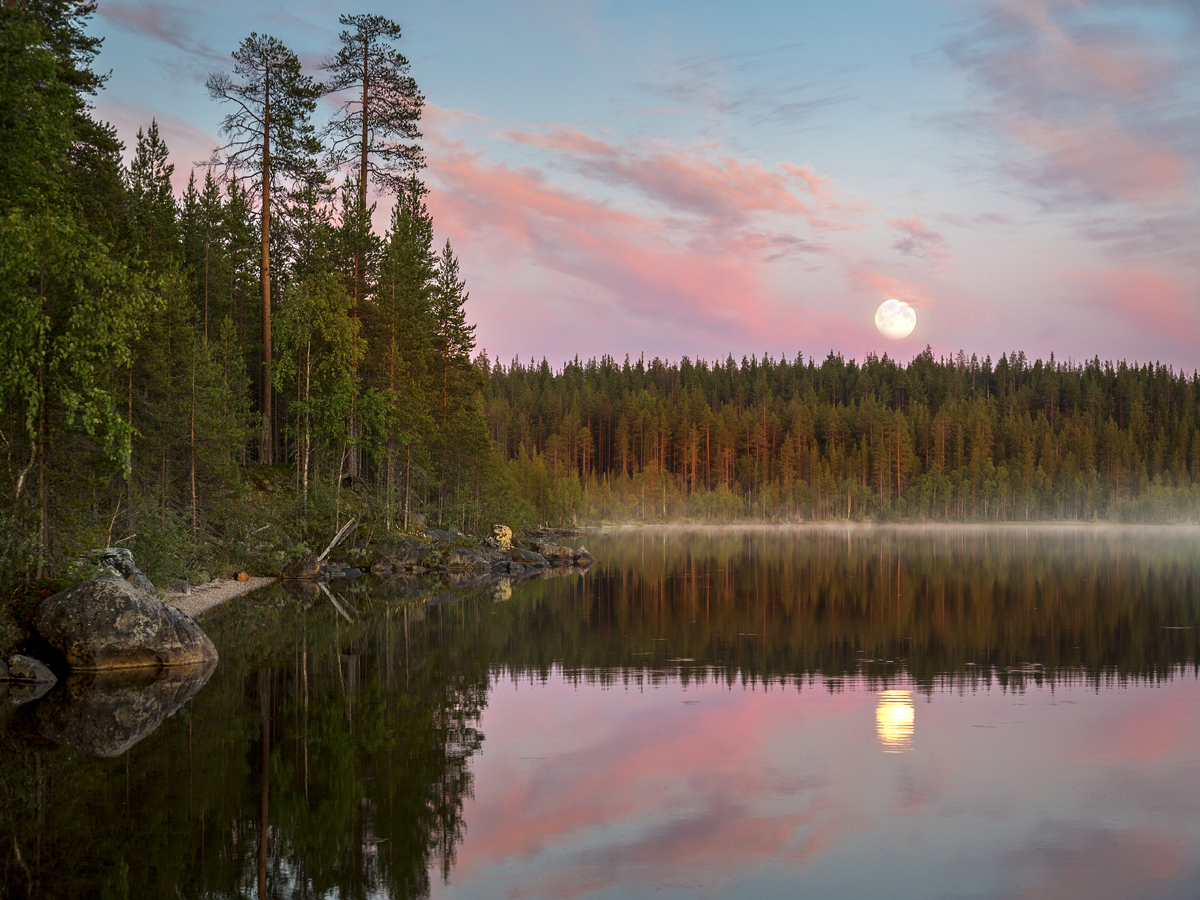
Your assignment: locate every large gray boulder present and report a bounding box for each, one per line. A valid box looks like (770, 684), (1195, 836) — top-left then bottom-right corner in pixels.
(34, 659), (216, 757)
(32, 575), (218, 670)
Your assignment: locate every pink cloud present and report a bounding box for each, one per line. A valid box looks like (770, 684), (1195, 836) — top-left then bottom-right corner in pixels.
(504, 125), (865, 231)
(949, 0), (1193, 209)
(887, 217), (953, 268)
(1003, 112), (1187, 207)
(1060, 268), (1200, 349)
(422, 121), (870, 359)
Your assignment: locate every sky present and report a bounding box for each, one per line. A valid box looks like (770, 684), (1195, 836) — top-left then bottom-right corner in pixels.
(88, 0), (1200, 370)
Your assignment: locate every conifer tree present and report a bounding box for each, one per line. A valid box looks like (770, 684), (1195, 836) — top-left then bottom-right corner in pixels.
(368, 177), (436, 527)
(322, 14), (424, 204)
(431, 239), (475, 429)
(206, 33), (321, 465)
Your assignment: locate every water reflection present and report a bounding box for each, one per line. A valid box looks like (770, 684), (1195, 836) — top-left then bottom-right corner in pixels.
(2, 525), (1199, 900)
(875, 690), (914, 752)
(33, 659), (216, 757)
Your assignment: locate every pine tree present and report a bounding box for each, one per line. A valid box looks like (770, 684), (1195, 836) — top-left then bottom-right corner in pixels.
(206, 33), (321, 465)
(322, 14), (424, 203)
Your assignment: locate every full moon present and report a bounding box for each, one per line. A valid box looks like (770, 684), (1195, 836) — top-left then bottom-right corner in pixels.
(874, 299), (917, 339)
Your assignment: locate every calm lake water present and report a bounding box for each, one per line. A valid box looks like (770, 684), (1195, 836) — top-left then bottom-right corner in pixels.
(3, 526), (1200, 899)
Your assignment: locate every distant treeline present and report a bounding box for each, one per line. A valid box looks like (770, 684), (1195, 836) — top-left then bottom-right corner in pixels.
(479, 349), (1200, 523)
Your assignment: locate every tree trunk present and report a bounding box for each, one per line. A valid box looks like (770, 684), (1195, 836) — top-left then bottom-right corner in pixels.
(260, 69), (274, 466)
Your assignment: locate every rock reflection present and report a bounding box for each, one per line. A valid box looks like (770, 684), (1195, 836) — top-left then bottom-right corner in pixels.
(33, 659), (217, 757)
(876, 690), (914, 752)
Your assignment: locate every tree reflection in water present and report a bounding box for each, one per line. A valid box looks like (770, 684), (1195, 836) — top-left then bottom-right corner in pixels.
(1, 525), (1198, 898)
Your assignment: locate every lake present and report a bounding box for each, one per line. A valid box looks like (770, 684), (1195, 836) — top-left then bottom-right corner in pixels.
(3, 525), (1200, 899)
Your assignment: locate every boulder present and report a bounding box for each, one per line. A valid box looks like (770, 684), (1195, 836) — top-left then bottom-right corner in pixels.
(34, 659), (216, 757)
(473, 546), (510, 565)
(424, 527), (456, 544)
(489, 524), (514, 551)
(511, 547), (549, 566)
(6, 654), (57, 684)
(79, 548), (156, 595)
(534, 542), (577, 563)
(444, 547), (491, 570)
(282, 549), (320, 580)
(32, 575), (218, 670)
(376, 536), (425, 568)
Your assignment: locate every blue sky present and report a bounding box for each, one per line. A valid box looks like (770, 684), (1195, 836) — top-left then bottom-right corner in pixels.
(90, 0), (1200, 368)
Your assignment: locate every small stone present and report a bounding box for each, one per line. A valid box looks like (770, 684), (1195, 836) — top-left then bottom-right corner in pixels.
(8, 654), (57, 685)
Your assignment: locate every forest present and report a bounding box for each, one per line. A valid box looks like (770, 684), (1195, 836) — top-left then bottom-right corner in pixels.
(4, 0), (1200, 606)
(0, 2), (514, 600)
(484, 349), (1200, 526)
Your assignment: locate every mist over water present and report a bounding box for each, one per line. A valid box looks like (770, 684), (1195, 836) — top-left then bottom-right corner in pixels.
(3, 525), (1199, 899)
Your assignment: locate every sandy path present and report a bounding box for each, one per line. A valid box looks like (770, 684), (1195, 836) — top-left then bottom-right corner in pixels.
(162, 576), (276, 618)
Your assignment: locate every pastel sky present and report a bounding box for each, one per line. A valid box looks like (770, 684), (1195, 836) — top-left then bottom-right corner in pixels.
(89, 0), (1200, 368)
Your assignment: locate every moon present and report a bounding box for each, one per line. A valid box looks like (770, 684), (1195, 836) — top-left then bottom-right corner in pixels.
(874, 299), (917, 339)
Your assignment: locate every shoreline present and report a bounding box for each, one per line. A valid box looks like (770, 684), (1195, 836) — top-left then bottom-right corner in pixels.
(162, 576), (276, 618)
